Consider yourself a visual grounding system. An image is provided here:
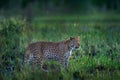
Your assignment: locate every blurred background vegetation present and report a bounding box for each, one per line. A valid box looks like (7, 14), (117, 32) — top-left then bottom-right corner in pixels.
(0, 0), (120, 80)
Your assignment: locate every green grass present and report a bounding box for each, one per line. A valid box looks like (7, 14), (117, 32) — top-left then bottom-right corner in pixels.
(0, 13), (120, 80)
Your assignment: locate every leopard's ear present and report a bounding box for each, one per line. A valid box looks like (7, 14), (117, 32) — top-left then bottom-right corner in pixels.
(70, 37), (74, 40)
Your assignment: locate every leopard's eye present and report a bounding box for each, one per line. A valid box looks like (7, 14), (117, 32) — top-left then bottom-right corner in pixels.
(71, 44), (74, 47)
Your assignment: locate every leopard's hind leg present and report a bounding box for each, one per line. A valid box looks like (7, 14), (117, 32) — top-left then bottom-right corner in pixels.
(23, 49), (31, 65)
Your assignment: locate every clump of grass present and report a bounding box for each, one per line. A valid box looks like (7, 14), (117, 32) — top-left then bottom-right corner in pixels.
(0, 18), (26, 80)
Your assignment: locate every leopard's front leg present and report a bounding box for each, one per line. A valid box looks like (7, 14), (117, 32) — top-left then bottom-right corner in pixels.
(60, 58), (69, 70)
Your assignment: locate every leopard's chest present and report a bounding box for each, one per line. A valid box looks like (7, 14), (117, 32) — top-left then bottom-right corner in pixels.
(65, 50), (72, 59)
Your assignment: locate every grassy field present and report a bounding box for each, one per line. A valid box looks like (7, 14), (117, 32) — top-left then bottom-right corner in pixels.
(0, 13), (120, 80)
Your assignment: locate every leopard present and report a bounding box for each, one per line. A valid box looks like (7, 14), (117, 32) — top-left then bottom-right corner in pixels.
(23, 36), (80, 71)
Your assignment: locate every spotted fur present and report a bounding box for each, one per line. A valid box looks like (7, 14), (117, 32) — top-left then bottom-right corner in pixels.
(23, 36), (80, 71)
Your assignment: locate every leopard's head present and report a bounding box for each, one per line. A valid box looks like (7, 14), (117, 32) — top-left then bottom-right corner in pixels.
(69, 36), (80, 50)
